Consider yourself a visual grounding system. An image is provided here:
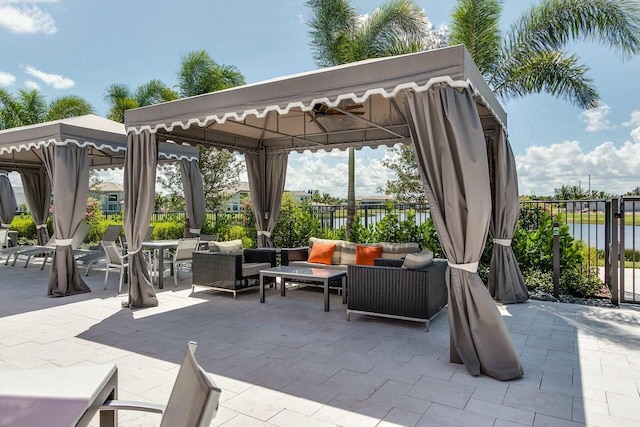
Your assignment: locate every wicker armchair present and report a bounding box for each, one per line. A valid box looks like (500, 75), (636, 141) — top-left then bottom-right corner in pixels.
(347, 259), (448, 331)
(191, 249), (277, 298)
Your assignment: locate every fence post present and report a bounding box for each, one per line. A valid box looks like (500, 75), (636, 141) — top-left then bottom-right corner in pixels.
(604, 200), (611, 293)
(611, 198), (619, 305)
(553, 222), (560, 298)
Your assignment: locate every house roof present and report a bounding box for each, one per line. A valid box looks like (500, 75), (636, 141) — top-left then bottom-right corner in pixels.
(96, 182), (124, 192)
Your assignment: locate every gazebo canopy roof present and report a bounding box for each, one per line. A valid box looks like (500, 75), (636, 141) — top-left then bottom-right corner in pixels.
(125, 44), (506, 154)
(0, 114), (199, 172)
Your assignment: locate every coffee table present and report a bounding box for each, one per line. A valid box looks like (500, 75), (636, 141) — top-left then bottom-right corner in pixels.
(259, 266), (347, 312)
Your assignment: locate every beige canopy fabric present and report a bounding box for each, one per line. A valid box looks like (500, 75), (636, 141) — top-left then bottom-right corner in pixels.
(0, 170), (17, 229)
(43, 145), (92, 297)
(123, 131), (158, 308)
(488, 129), (529, 304)
(19, 168), (51, 245)
(123, 45), (523, 378)
(245, 149), (288, 247)
(404, 86), (522, 380)
(180, 159), (206, 236)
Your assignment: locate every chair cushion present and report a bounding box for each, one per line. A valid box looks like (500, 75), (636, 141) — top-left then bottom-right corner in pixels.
(310, 237), (343, 265)
(379, 242), (420, 259)
(355, 245), (383, 266)
(308, 243), (336, 265)
(339, 241), (357, 265)
(242, 262), (271, 278)
(210, 239), (243, 253)
(402, 250), (434, 269)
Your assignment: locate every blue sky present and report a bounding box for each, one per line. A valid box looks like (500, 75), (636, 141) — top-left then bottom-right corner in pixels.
(1, 0), (638, 197)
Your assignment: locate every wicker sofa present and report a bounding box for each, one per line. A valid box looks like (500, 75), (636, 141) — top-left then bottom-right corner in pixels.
(347, 258), (448, 331)
(191, 248), (277, 298)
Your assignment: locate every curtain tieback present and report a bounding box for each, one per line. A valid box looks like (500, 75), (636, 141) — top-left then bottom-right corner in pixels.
(257, 230), (272, 237)
(493, 238), (512, 246)
(127, 248), (142, 255)
(0, 172), (8, 177)
(1, 223), (11, 228)
(447, 261), (479, 273)
(189, 228), (201, 234)
(36, 224), (48, 229)
(55, 238), (73, 246)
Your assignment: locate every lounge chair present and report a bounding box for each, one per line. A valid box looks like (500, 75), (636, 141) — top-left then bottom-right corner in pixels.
(102, 240), (129, 293)
(100, 341), (221, 426)
(75, 225), (123, 276)
(11, 223), (91, 269)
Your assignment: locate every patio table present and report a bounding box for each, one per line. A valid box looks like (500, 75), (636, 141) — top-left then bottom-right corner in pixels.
(0, 364), (118, 427)
(259, 266), (346, 312)
(142, 239), (207, 289)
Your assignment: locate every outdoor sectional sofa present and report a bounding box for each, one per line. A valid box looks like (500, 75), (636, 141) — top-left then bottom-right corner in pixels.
(347, 258), (448, 331)
(191, 243), (277, 298)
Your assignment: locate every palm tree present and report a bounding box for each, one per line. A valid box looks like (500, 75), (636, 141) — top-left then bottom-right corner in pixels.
(306, 0), (445, 239)
(0, 89), (94, 129)
(175, 50), (246, 210)
(104, 80), (178, 123)
(450, 0), (640, 108)
(177, 50), (245, 97)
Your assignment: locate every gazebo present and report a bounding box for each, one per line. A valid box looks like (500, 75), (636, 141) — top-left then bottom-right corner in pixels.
(124, 45), (525, 380)
(0, 114), (201, 297)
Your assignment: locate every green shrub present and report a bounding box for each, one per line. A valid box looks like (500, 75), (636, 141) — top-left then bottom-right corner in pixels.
(151, 221), (184, 240)
(86, 219), (122, 244)
(560, 268), (601, 297)
(523, 269), (554, 294)
(10, 214), (37, 240)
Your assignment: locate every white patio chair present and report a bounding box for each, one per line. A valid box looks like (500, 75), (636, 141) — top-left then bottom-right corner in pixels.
(0, 228), (8, 249)
(103, 240), (129, 293)
(171, 238), (199, 287)
(100, 341), (220, 426)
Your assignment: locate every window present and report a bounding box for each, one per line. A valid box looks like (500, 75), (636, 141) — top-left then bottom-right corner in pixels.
(108, 194), (118, 202)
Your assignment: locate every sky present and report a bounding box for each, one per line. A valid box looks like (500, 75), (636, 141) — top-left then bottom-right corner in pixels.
(0, 0), (638, 198)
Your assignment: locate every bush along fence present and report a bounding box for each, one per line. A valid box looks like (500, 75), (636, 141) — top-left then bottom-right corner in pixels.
(12, 195), (620, 299)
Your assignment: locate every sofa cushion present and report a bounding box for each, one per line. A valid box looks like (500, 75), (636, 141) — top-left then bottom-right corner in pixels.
(355, 245), (383, 265)
(308, 242), (336, 265)
(310, 237), (343, 265)
(242, 262), (271, 278)
(379, 242), (420, 259)
(402, 250), (434, 270)
(210, 239), (243, 253)
(339, 241), (357, 265)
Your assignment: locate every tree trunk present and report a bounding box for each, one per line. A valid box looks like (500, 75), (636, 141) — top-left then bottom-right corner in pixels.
(346, 147), (355, 240)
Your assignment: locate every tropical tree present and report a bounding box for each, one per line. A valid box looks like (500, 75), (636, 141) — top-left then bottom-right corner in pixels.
(0, 89), (93, 129)
(379, 144), (426, 203)
(382, 0), (640, 197)
(174, 50), (246, 211)
(306, 0), (446, 239)
(104, 80), (178, 123)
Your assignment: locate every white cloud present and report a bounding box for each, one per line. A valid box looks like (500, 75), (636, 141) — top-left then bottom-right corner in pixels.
(24, 80), (39, 89)
(0, 2), (57, 34)
(0, 71), (16, 86)
(622, 110), (640, 127)
(580, 104), (615, 132)
(284, 147), (394, 198)
(24, 65), (74, 89)
(516, 117), (640, 196)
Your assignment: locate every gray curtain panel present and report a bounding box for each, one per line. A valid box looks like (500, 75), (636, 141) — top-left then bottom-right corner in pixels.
(124, 130), (158, 308)
(488, 128), (529, 303)
(42, 145), (91, 296)
(0, 170), (17, 228)
(20, 168), (51, 245)
(404, 85), (523, 381)
(245, 149), (288, 247)
(180, 158), (206, 237)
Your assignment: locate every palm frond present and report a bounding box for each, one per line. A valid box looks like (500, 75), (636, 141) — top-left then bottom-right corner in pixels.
(449, 0), (502, 76)
(46, 96), (94, 121)
(104, 84), (132, 104)
(0, 89), (20, 129)
(508, 0), (640, 60)
(177, 50), (218, 97)
(494, 49), (598, 109)
(353, 0), (428, 61)
(17, 89), (47, 125)
(134, 79), (175, 106)
(306, 0), (357, 66)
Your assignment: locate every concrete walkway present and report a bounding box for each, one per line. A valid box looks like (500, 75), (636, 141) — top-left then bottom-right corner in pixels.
(0, 259), (639, 426)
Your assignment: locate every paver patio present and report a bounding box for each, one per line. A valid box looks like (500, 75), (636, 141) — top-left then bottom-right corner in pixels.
(1, 259), (639, 426)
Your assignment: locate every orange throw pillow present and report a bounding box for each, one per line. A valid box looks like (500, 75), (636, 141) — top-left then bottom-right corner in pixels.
(308, 243), (337, 265)
(355, 245), (382, 266)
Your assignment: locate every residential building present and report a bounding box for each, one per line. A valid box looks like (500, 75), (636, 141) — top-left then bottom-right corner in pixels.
(225, 182), (251, 212)
(94, 182), (124, 214)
